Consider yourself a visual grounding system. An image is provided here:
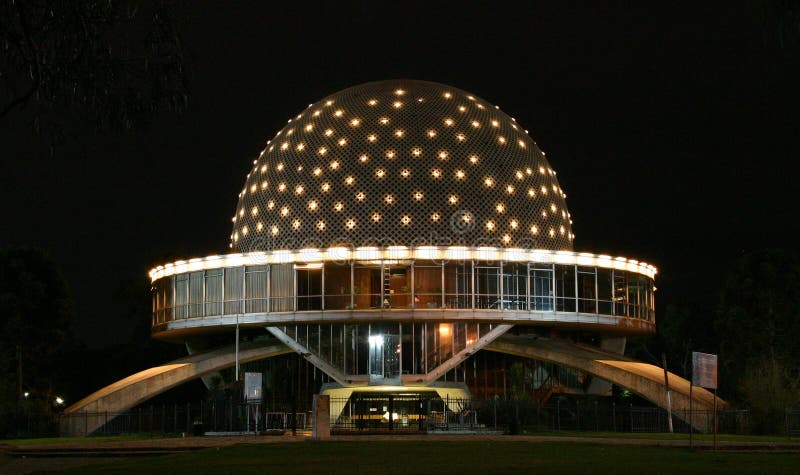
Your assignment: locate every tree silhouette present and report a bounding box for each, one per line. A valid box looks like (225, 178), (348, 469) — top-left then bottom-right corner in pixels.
(1, 0), (188, 147)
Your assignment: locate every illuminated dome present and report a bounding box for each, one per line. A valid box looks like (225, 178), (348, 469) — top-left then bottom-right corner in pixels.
(232, 79), (574, 252)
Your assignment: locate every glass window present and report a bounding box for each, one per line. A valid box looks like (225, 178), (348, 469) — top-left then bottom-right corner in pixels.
(414, 261), (441, 309)
(245, 265), (268, 313)
(224, 267), (243, 314)
(597, 268), (613, 315)
(189, 271), (204, 317)
(530, 265), (553, 311)
(297, 268), (322, 310)
(555, 265), (576, 312)
(445, 262), (472, 309)
(269, 264), (293, 312)
(502, 263), (527, 310)
(205, 269), (223, 316)
(613, 270), (627, 317)
(577, 267), (596, 314)
(174, 274), (188, 319)
(475, 265), (500, 309)
(385, 265), (411, 308)
(324, 263), (351, 310)
(353, 265), (381, 309)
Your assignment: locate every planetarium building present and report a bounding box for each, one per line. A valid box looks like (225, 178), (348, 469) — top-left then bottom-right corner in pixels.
(65, 80), (718, 435)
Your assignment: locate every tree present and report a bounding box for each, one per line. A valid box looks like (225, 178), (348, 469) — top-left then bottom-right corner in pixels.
(715, 249), (800, 403)
(0, 247), (76, 413)
(0, 0), (188, 147)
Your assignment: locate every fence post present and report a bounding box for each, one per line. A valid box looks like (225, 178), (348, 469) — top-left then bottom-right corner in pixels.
(556, 398), (561, 431)
(594, 401), (599, 432)
(388, 395), (394, 431)
(612, 402), (616, 432)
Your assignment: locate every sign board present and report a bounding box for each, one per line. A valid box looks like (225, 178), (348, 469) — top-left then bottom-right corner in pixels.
(244, 372), (263, 402)
(691, 352), (718, 389)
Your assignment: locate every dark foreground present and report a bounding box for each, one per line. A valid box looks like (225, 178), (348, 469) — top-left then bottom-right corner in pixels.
(3, 437), (799, 475)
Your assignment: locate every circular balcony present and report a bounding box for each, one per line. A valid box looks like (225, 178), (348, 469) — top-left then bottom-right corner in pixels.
(150, 247), (656, 340)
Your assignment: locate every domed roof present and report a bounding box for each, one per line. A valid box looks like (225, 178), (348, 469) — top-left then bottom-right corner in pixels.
(231, 79), (574, 252)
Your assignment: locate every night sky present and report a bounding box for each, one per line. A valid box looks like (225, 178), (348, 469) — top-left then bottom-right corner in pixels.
(2, 3), (798, 348)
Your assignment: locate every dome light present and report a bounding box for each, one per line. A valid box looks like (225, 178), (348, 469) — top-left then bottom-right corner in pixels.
(471, 120), (480, 128)
(400, 168), (411, 178)
(321, 182), (330, 192)
(359, 154), (369, 162)
(485, 221), (495, 231)
(292, 220), (301, 230)
(355, 192), (366, 201)
(367, 134), (378, 142)
(448, 195), (459, 205)
(308, 200), (318, 211)
(431, 212), (441, 221)
(334, 109), (344, 117)
(368, 99), (378, 106)
(281, 206), (290, 217)
(379, 117), (390, 125)
(414, 191), (424, 201)
(427, 129), (437, 138)
(401, 215), (411, 225)
(334, 201), (344, 211)
(325, 129), (334, 137)
(372, 212), (381, 222)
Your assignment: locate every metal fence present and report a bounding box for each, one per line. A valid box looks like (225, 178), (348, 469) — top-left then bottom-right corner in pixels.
(478, 399), (753, 434)
(56, 399), (311, 437)
(2, 401), (799, 438)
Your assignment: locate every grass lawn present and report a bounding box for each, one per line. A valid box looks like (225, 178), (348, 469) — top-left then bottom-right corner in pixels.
(63, 441), (800, 474)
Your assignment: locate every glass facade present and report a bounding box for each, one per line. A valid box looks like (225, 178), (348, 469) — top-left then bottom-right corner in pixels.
(152, 261), (655, 326)
(275, 322), (496, 378)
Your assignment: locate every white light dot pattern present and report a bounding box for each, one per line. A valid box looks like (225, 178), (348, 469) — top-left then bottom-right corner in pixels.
(233, 80), (573, 250)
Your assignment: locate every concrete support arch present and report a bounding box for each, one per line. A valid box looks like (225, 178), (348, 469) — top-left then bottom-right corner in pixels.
(486, 334), (724, 431)
(61, 340), (292, 436)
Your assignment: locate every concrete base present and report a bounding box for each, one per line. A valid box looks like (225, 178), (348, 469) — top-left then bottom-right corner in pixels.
(312, 394), (331, 439)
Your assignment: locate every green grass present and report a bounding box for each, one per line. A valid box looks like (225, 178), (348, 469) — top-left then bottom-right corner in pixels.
(61, 441), (800, 474)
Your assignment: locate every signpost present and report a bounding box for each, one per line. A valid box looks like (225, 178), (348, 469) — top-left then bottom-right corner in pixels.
(690, 351), (718, 449)
(244, 372), (263, 433)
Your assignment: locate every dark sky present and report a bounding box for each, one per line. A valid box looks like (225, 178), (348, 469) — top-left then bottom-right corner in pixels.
(2, 2), (798, 348)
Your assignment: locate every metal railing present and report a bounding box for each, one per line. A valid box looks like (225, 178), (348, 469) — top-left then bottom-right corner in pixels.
(3, 401), (798, 438)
